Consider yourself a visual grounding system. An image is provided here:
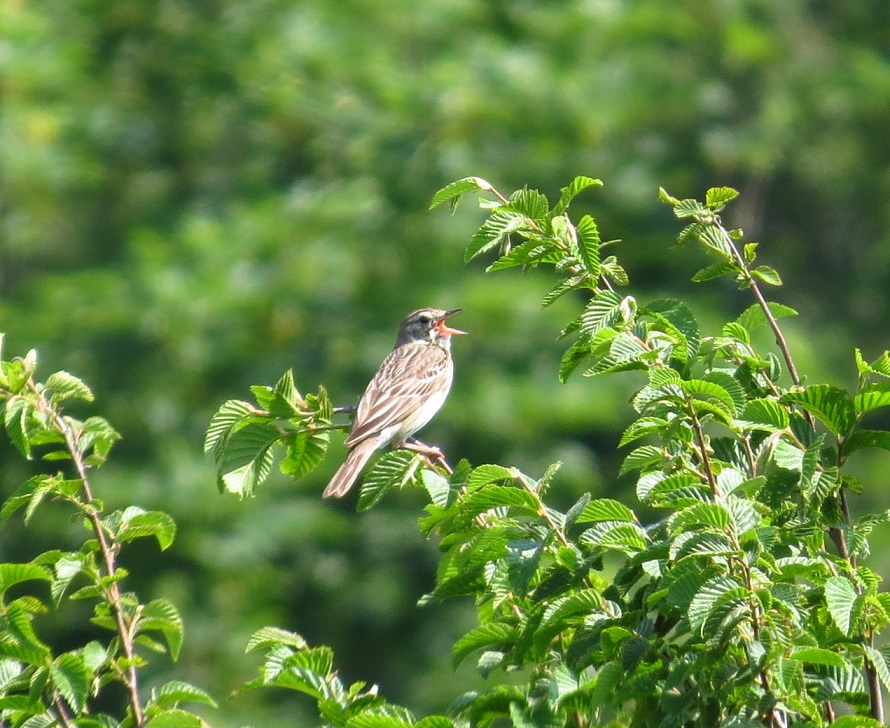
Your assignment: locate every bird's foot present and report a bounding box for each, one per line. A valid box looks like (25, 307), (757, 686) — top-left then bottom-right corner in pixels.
(400, 438), (453, 475)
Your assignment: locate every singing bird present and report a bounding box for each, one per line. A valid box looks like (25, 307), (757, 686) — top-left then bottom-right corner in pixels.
(323, 308), (465, 498)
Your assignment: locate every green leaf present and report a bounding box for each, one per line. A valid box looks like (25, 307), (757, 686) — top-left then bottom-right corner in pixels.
(670, 502), (732, 532)
(0, 563), (52, 597)
(49, 653), (89, 714)
(462, 486), (540, 516)
(736, 302), (798, 332)
(144, 710), (204, 728)
(681, 379), (737, 417)
(203, 399), (255, 457)
(600, 255), (629, 286)
(579, 290), (624, 335)
(579, 521), (647, 553)
(415, 717), (457, 728)
(751, 265), (782, 286)
(828, 716), (884, 728)
(786, 647), (848, 668)
(219, 448), (274, 498)
(780, 385), (856, 436)
(506, 187), (549, 219)
(150, 680), (217, 708)
(451, 623), (517, 668)
(738, 398), (789, 431)
(862, 645), (890, 693)
(645, 298), (701, 360)
(429, 176), (493, 211)
(576, 499), (636, 524)
(45, 371), (94, 403)
(464, 211), (527, 263)
(118, 509), (177, 550)
(844, 430), (890, 455)
(4, 395), (31, 459)
(540, 275), (585, 309)
(854, 383), (890, 415)
(824, 576), (857, 635)
(487, 238), (559, 272)
(467, 464), (515, 490)
(705, 186), (739, 209)
(553, 175), (602, 215)
(357, 450), (420, 511)
(619, 445), (664, 475)
(691, 260), (738, 282)
(140, 599), (184, 661)
(246, 626), (307, 653)
(687, 576), (745, 632)
(280, 428), (329, 479)
(575, 214), (601, 280)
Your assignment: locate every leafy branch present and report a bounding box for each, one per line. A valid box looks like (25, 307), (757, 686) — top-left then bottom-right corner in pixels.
(0, 338), (215, 727)
(209, 177), (890, 728)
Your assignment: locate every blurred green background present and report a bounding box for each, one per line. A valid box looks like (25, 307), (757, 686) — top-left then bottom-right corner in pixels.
(3, 0), (889, 724)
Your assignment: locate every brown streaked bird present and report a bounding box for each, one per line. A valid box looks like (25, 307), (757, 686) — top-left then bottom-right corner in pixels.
(323, 308), (466, 498)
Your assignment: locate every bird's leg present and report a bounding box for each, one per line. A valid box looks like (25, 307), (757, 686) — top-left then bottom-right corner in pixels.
(400, 438), (453, 475)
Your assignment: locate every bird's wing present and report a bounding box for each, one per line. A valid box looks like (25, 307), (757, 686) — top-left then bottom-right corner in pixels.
(345, 343), (450, 447)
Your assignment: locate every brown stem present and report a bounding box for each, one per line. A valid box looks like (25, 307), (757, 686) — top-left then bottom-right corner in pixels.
(33, 386), (145, 726)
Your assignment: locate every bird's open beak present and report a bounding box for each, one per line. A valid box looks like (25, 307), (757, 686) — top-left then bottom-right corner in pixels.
(436, 309), (467, 336)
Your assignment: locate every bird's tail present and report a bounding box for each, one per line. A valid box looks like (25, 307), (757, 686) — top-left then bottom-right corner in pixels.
(323, 439), (378, 498)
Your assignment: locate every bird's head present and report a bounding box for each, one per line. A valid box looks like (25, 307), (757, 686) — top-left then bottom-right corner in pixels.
(396, 308), (466, 349)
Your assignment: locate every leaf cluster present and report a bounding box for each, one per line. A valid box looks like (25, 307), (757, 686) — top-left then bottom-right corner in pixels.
(0, 338), (214, 727)
(216, 179), (890, 727)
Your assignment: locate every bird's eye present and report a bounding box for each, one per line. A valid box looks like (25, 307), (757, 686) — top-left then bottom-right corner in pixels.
(418, 314), (432, 325)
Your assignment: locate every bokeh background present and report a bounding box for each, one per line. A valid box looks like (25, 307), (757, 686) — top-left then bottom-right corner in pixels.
(3, 0), (890, 724)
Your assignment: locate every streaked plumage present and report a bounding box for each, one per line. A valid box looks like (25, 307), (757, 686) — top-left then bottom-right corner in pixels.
(323, 308), (465, 498)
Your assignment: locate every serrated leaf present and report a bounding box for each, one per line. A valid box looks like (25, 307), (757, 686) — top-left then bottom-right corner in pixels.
(246, 626), (307, 653)
(687, 576), (745, 632)
(451, 623), (517, 668)
(844, 430), (890, 455)
(49, 653), (89, 714)
(467, 464), (515, 489)
(854, 383), (890, 416)
(681, 379), (737, 417)
(429, 176), (492, 210)
(541, 275), (585, 309)
(575, 214), (601, 280)
(114, 508), (177, 551)
(786, 647), (847, 668)
(45, 371), (94, 403)
(691, 260), (738, 282)
(736, 302), (798, 333)
(487, 238), (559, 272)
(140, 599), (184, 661)
(739, 398), (789, 431)
(579, 521), (647, 553)
(646, 298), (701, 360)
(0, 563), (52, 596)
(619, 445), (664, 475)
(781, 385), (856, 436)
(462, 486), (540, 516)
(203, 399), (255, 457)
(751, 265), (782, 286)
(219, 447), (274, 498)
(144, 709), (203, 728)
(824, 576), (857, 635)
(356, 450), (420, 511)
(862, 645), (890, 693)
(705, 186), (739, 208)
(4, 396), (31, 459)
(553, 175), (602, 215)
(464, 211), (527, 263)
(280, 428), (329, 479)
(576, 499), (635, 524)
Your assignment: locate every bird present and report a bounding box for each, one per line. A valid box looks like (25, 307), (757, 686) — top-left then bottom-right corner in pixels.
(323, 308), (466, 498)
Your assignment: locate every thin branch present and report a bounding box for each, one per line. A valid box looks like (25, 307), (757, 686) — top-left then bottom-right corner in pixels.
(32, 385), (145, 726)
